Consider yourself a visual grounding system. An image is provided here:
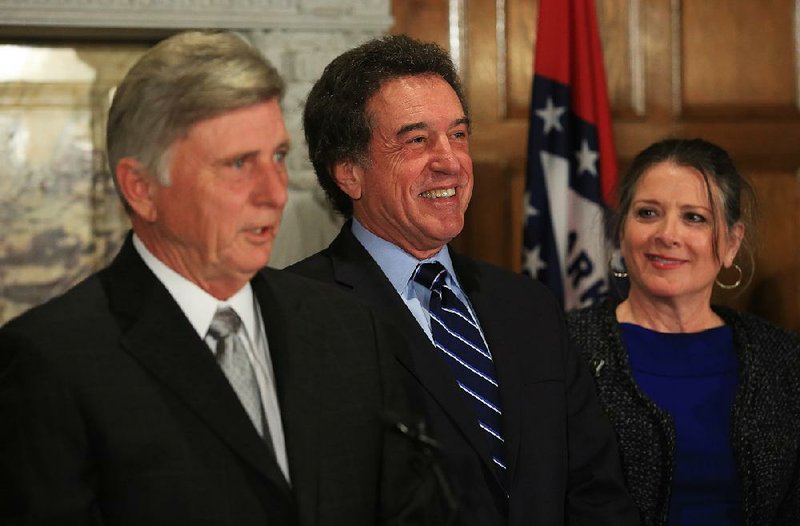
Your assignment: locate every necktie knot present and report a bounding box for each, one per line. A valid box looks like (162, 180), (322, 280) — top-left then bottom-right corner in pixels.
(413, 262), (447, 291)
(208, 306), (242, 341)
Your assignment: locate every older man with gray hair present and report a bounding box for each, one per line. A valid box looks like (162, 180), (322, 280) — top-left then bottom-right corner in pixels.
(0, 31), (443, 526)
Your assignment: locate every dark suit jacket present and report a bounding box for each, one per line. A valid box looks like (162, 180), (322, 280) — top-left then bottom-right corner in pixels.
(0, 235), (441, 526)
(289, 224), (638, 526)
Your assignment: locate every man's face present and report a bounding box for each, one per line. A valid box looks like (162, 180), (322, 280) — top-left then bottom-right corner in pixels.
(143, 99), (289, 298)
(345, 74), (473, 259)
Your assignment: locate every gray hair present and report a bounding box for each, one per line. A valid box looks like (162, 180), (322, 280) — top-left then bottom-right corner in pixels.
(106, 30), (284, 209)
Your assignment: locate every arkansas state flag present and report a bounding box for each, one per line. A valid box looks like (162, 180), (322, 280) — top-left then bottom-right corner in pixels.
(522, 0), (617, 310)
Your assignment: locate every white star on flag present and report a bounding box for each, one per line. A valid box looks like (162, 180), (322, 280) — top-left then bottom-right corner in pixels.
(575, 139), (599, 176)
(535, 97), (565, 134)
(523, 0), (617, 310)
(523, 191), (539, 225)
(523, 245), (547, 276)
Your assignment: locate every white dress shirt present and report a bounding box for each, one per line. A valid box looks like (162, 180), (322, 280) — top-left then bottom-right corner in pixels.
(132, 234), (290, 482)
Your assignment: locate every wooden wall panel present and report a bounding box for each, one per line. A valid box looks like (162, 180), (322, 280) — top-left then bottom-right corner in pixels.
(639, 0), (674, 120)
(389, 0), (449, 48)
(681, 0), (797, 115)
(713, 170), (800, 330)
(452, 161), (518, 269)
(596, 0), (639, 117)
(506, 0), (536, 119)
(465, 0), (501, 122)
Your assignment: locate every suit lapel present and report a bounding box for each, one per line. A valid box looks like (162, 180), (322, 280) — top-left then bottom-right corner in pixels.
(251, 270), (319, 521)
(326, 227), (501, 482)
(102, 236), (292, 498)
(451, 253), (525, 488)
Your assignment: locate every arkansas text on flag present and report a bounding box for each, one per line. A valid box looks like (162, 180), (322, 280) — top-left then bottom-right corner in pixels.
(522, 0), (617, 310)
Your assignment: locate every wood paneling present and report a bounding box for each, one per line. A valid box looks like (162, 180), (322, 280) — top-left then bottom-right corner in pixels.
(465, 0), (501, 121)
(452, 161), (520, 269)
(392, 0), (800, 331)
(713, 170), (800, 329)
(389, 0), (449, 48)
(506, 0), (537, 119)
(640, 0), (675, 120)
(682, 0), (797, 115)
(596, 0), (639, 116)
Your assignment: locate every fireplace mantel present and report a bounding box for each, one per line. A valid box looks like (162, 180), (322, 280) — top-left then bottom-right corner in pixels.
(0, 0), (391, 32)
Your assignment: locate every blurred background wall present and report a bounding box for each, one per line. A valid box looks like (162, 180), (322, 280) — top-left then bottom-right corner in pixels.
(1, 0), (798, 332)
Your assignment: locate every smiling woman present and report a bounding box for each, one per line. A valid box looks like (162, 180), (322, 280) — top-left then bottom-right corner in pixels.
(618, 161), (744, 326)
(567, 138), (800, 526)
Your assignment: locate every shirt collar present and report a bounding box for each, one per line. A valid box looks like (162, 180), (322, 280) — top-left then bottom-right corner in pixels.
(350, 218), (459, 295)
(132, 233), (256, 340)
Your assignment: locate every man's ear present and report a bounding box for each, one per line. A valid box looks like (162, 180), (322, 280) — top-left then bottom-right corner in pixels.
(115, 158), (159, 222)
(332, 161), (363, 200)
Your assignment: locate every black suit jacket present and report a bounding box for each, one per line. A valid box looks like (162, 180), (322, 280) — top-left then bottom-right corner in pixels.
(0, 235), (441, 526)
(289, 224), (638, 526)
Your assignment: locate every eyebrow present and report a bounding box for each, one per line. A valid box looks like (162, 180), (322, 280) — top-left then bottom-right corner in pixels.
(215, 141), (291, 166)
(633, 198), (712, 211)
(395, 116), (471, 138)
(216, 150), (258, 166)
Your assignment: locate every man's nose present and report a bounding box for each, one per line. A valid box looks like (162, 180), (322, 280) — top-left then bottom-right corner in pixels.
(253, 158), (288, 208)
(429, 135), (460, 173)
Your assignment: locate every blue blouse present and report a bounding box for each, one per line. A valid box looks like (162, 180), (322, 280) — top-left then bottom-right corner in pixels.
(620, 323), (741, 525)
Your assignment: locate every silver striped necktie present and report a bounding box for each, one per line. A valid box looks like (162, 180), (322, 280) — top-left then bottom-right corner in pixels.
(207, 306), (267, 437)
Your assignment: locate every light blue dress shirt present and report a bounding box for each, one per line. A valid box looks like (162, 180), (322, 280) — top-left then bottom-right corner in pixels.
(351, 219), (486, 344)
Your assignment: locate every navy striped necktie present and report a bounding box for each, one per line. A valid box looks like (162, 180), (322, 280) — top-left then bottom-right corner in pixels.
(413, 262), (507, 486)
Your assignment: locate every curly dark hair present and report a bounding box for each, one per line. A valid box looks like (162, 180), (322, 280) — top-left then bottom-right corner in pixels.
(303, 34), (468, 217)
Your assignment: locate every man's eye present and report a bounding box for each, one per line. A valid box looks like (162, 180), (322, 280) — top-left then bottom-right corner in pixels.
(409, 136), (426, 144)
(273, 150), (287, 163)
(231, 157), (246, 169)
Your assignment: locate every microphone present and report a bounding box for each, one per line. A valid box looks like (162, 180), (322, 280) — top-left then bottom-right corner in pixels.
(382, 412), (459, 524)
(387, 416), (441, 450)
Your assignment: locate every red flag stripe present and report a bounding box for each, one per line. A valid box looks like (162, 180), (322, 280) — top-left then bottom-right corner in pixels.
(533, 0), (617, 206)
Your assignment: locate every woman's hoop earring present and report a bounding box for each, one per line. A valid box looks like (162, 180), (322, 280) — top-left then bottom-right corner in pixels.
(609, 254), (628, 278)
(715, 264), (743, 290)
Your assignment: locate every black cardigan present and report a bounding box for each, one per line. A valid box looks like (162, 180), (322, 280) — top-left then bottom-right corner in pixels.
(566, 301), (800, 526)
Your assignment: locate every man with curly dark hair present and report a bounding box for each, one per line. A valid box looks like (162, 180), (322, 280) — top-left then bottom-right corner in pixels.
(291, 34), (638, 526)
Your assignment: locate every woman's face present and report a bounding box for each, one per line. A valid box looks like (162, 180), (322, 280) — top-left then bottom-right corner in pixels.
(620, 161), (743, 306)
